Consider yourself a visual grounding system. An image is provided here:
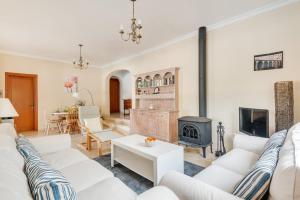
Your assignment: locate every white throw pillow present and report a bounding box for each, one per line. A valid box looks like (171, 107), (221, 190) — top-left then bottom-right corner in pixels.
(84, 117), (103, 133)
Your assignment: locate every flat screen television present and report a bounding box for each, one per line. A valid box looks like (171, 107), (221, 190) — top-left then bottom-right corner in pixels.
(239, 107), (269, 138)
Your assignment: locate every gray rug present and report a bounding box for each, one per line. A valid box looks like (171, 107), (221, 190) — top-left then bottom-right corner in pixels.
(94, 155), (204, 194)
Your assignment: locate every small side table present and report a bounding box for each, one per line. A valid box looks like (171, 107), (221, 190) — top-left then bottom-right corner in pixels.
(123, 99), (132, 115)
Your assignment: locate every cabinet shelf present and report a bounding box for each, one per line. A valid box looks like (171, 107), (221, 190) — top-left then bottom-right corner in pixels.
(137, 84), (175, 90)
(136, 93), (175, 99)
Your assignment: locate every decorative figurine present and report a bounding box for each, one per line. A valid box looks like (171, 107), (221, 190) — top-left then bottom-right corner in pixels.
(215, 122), (226, 157)
(153, 87), (160, 94)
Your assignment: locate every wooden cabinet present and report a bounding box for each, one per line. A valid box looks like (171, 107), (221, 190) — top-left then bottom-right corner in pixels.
(130, 109), (178, 142)
(130, 67), (179, 143)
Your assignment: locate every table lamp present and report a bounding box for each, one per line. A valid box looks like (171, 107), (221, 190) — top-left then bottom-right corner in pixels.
(0, 98), (19, 124)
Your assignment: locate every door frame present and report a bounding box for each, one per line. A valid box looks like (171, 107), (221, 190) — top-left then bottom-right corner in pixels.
(5, 72), (38, 131)
(109, 77), (120, 113)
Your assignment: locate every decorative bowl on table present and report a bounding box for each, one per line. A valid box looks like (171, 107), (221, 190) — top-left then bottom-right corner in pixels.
(145, 137), (156, 147)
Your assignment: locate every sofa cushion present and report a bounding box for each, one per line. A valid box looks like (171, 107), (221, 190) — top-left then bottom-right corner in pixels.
(60, 159), (113, 192)
(78, 177), (136, 200)
(42, 148), (89, 169)
(0, 156), (32, 200)
(233, 134), (268, 155)
(0, 187), (31, 200)
(0, 134), (25, 169)
(269, 123), (300, 200)
(233, 147), (280, 200)
(0, 123), (17, 138)
(0, 177), (33, 200)
(25, 154), (77, 200)
(212, 148), (259, 175)
(0, 134), (16, 150)
(194, 165), (244, 193)
(137, 186), (179, 200)
(28, 134), (72, 155)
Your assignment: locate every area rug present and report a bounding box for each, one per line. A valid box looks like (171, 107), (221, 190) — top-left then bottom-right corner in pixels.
(94, 155), (204, 194)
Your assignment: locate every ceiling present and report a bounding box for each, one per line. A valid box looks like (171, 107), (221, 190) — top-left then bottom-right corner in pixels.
(0, 0), (290, 67)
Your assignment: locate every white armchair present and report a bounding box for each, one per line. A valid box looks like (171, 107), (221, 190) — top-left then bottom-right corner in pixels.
(78, 106), (113, 137)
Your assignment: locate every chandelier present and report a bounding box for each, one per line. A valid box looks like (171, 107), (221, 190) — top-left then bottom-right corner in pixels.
(119, 0), (142, 44)
(73, 44), (89, 70)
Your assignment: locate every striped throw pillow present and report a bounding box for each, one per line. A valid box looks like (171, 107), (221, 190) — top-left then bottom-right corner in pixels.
(262, 130), (287, 153)
(233, 147), (280, 200)
(16, 135), (41, 159)
(25, 154), (77, 200)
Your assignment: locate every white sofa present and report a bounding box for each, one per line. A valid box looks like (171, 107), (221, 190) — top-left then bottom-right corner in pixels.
(0, 123), (178, 200)
(160, 123), (300, 200)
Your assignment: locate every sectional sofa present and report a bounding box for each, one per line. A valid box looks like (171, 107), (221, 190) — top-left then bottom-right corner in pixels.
(1, 122), (299, 200)
(0, 123), (178, 200)
(160, 123), (300, 200)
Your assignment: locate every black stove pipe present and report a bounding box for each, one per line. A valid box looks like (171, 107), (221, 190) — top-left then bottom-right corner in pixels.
(199, 27), (207, 117)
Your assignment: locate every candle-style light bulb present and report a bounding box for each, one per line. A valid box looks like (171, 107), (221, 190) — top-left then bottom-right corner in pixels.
(137, 19), (142, 25)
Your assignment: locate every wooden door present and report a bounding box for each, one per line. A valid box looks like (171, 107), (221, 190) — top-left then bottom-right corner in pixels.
(5, 73), (38, 132)
(110, 78), (120, 113)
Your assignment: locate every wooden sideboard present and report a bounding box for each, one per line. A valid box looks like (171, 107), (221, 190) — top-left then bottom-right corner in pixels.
(130, 67), (179, 143)
(130, 109), (178, 142)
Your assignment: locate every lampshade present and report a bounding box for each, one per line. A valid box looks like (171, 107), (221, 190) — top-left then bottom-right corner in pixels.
(0, 98), (19, 118)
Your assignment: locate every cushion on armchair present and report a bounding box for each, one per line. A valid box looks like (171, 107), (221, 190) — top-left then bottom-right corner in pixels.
(84, 117), (103, 133)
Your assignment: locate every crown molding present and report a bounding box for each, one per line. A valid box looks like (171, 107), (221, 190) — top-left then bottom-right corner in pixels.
(0, 0), (298, 69)
(207, 0), (299, 31)
(100, 0), (299, 68)
(0, 50), (102, 69)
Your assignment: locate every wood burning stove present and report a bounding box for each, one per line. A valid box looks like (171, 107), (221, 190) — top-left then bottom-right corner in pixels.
(178, 116), (212, 157)
(177, 27), (213, 158)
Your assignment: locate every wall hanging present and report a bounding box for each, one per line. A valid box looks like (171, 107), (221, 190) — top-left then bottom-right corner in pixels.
(64, 76), (78, 93)
(254, 51), (283, 71)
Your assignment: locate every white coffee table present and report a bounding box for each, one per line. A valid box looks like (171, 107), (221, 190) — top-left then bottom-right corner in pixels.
(111, 134), (184, 186)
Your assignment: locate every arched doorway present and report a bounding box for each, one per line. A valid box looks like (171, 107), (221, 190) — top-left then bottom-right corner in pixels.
(109, 77), (120, 113)
(106, 69), (132, 116)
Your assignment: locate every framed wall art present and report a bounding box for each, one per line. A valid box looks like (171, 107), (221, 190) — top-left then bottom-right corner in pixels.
(254, 51), (283, 71)
(64, 76), (78, 93)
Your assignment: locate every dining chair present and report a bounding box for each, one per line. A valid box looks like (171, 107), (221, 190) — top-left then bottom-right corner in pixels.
(64, 107), (79, 134)
(43, 110), (63, 135)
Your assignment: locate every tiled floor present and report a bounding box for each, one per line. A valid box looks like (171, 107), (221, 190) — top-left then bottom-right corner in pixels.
(23, 130), (215, 168)
(108, 112), (130, 120)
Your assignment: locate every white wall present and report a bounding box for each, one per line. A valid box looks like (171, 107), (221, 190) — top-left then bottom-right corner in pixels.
(99, 2), (300, 149)
(0, 2), (299, 149)
(0, 53), (102, 130)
